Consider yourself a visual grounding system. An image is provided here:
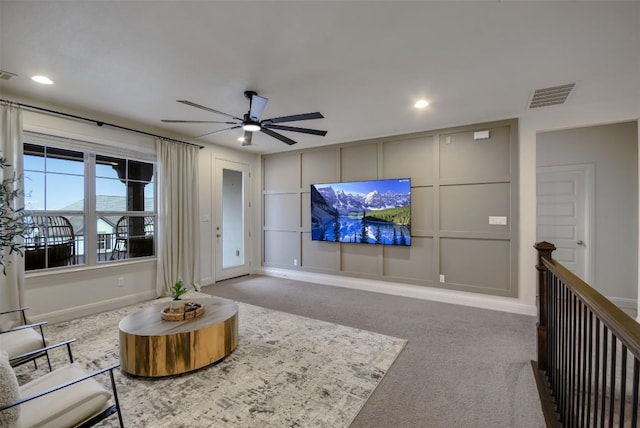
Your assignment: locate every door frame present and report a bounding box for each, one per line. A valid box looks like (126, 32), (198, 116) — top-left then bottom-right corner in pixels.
(215, 159), (251, 281)
(536, 163), (595, 284)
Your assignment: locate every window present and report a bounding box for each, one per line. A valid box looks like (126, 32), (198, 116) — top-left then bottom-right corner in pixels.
(23, 136), (156, 271)
(97, 233), (112, 251)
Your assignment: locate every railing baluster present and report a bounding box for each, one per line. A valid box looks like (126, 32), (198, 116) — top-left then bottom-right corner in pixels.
(601, 327), (608, 428)
(561, 283), (569, 422)
(580, 300), (587, 427)
(549, 272), (560, 412)
(569, 293), (580, 426)
(620, 345), (627, 427)
(632, 358), (639, 428)
(547, 270), (553, 385)
(550, 272), (556, 398)
(585, 311), (597, 428)
(567, 291), (576, 427)
(594, 318), (601, 428)
(608, 335), (616, 428)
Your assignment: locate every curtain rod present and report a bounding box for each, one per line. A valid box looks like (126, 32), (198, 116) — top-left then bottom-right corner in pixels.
(1, 98), (204, 149)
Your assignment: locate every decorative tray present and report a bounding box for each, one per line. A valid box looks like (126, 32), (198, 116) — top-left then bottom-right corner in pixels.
(161, 302), (205, 321)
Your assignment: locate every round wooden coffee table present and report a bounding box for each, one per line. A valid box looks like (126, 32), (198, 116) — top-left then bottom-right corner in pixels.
(119, 297), (238, 377)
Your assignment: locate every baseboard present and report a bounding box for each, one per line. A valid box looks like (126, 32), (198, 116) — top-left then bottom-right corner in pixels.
(257, 267), (537, 317)
(29, 290), (157, 324)
(530, 361), (562, 428)
(606, 295), (637, 310)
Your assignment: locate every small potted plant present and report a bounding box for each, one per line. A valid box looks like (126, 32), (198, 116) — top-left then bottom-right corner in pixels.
(169, 280), (188, 311)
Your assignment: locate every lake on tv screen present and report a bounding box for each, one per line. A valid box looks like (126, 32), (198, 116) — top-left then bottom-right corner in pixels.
(310, 178), (411, 246)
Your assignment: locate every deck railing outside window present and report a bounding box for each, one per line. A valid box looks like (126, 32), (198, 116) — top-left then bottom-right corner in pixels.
(25, 231), (154, 270)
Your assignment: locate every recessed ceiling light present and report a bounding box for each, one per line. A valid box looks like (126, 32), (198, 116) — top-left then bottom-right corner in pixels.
(414, 100), (429, 108)
(32, 75), (53, 85)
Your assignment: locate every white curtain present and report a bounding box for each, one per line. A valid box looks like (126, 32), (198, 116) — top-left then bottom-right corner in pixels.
(155, 139), (201, 297)
(0, 104), (25, 314)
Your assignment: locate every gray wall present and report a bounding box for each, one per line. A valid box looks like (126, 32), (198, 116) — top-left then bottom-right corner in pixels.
(537, 121), (639, 304)
(262, 119), (519, 297)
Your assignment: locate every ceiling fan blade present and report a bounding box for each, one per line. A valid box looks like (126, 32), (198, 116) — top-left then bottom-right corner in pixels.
(177, 100), (242, 121)
(264, 124), (327, 136)
(161, 119), (238, 124)
(241, 130), (253, 146)
(249, 94), (268, 121)
(194, 125), (241, 139)
(260, 127), (298, 145)
(263, 112), (324, 124)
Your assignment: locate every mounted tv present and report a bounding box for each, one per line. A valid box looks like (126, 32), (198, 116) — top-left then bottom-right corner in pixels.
(310, 178), (411, 246)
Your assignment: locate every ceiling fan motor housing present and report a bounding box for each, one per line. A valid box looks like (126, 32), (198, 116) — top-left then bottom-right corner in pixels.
(244, 90), (258, 99)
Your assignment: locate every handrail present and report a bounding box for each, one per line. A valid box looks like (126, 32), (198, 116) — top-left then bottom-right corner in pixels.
(534, 241), (640, 427)
(541, 256), (640, 358)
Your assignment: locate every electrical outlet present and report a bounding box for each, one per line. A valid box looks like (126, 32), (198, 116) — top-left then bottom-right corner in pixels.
(439, 274), (445, 283)
(118, 277), (125, 287)
(293, 259), (298, 266)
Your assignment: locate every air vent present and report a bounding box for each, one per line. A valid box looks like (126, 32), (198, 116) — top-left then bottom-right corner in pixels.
(0, 70), (18, 81)
(529, 83), (576, 108)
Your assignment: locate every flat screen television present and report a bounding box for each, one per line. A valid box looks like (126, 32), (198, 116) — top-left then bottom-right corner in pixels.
(310, 178), (411, 246)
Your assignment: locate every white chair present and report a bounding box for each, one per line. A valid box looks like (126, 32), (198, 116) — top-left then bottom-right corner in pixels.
(0, 351), (124, 428)
(0, 307), (51, 370)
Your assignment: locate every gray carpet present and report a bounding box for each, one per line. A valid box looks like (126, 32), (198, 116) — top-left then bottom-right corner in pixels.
(14, 293), (405, 427)
(203, 275), (546, 428)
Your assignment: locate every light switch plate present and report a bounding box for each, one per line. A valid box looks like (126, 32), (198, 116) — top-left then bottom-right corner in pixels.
(489, 216), (507, 225)
(474, 130), (490, 140)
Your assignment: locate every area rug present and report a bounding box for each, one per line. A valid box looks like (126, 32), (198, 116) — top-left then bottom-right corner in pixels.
(14, 293), (407, 427)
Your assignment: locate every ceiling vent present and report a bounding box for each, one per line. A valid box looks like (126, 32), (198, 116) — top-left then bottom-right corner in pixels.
(528, 83), (576, 108)
(0, 70), (18, 81)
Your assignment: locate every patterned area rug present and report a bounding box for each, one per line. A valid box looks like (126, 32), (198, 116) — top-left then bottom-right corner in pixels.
(14, 293), (406, 427)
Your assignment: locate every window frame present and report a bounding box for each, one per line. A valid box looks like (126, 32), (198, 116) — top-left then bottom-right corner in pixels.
(23, 132), (157, 271)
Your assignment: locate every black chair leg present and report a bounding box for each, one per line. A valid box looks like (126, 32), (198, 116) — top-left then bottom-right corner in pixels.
(37, 324), (52, 371)
(45, 351), (52, 371)
(109, 368), (125, 427)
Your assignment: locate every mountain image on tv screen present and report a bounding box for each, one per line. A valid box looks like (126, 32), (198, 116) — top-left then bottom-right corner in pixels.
(310, 178), (411, 246)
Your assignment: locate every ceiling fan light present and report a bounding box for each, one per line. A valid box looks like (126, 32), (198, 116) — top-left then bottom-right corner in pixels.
(242, 123), (261, 132)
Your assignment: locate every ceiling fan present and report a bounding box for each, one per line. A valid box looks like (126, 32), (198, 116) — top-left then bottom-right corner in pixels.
(162, 91), (327, 146)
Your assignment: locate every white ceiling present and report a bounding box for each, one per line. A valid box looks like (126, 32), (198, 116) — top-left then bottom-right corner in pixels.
(1, 1), (639, 154)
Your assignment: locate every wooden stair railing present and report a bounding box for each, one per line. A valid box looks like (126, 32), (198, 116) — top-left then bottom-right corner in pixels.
(534, 241), (640, 428)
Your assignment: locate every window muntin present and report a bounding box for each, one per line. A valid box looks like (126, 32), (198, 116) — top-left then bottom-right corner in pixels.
(23, 141), (156, 271)
(24, 144), (85, 211)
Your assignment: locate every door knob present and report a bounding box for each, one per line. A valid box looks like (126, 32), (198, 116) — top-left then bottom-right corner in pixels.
(577, 240), (584, 245)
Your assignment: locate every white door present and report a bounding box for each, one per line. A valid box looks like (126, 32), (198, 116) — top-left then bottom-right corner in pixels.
(536, 164), (594, 283)
(215, 159), (251, 281)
